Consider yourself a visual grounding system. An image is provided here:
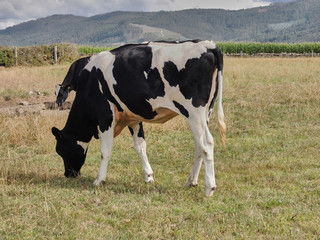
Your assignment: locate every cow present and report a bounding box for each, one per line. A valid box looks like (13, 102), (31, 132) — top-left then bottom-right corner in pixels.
(55, 56), (92, 106)
(51, 40), (226, 196)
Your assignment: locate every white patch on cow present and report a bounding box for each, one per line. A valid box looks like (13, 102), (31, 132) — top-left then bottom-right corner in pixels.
(55, 84), (61, 97)
(98, 53), (129, 112)
(144, 71), (148, 79)
(84, 52), (110, 71)
(77, 141), (89, 154)
(94, 124), (114, 186)
(98, 80), (103, 94)
(149, 40), (216, 71)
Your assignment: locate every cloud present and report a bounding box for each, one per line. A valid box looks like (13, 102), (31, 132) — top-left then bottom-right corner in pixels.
(0, 0), (292, 30)
(0, 19), (18, 29)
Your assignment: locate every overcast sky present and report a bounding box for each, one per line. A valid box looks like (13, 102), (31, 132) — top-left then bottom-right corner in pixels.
(0, 0), (294, 30)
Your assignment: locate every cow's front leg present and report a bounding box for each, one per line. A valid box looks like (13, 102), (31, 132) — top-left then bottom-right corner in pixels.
(128, 122), (154, 183)
(93, 128), (114, 186)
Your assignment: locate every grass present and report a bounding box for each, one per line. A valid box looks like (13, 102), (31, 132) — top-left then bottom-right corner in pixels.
(0, 57), (320, 239)
(0, 65), (75, 105)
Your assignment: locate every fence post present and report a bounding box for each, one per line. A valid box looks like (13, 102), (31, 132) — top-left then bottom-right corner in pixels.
(14, 47), (18, 66)
(54, 46), (58, 64)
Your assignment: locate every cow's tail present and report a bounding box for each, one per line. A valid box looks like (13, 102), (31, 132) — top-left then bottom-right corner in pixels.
(217, 69), (226, 147)
(211, 47), (226, 147)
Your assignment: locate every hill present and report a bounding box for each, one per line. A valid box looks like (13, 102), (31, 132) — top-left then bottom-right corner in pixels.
(0, 0), (319, 46)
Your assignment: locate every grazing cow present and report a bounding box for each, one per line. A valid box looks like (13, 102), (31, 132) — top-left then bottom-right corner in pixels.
(52, 40), (226, 196)
(55, 56), (91, 106)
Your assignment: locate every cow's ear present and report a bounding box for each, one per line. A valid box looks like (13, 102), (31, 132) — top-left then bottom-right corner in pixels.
(52, 127), (63, 140)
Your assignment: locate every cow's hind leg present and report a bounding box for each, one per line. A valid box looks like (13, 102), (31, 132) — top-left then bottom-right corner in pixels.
(185, 144), (203, 187)
(93, 127), (114, 186)
(186, 119), (216, 196)
(128, 122), (154, 183)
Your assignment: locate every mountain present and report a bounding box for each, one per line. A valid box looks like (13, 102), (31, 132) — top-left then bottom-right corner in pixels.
(0, 0), (319, 46)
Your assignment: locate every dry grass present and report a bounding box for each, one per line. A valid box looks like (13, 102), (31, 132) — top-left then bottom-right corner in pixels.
(0, 57), (320, 239)
(0, 65), (75, 106)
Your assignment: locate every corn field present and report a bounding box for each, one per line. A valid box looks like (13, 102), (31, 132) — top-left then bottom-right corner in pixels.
(77, 46), (114, 54)
(216, 42), (320, 55)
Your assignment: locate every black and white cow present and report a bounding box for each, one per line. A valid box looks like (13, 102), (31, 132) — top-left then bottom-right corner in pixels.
(52, 40), (226, 196)
(55, 56), (92, 106)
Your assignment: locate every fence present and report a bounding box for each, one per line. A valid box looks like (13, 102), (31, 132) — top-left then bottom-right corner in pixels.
(0, 44), (79, 67)
(1, 42), (320, 67)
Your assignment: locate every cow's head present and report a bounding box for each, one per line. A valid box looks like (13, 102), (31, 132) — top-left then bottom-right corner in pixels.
(51, 127), (88, 178)
(55, 84), (70, 106)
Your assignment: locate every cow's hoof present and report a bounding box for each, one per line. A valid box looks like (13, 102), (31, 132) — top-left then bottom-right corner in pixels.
(93, 179), (104, 186)
(205, 186), (216, 197)
(185, 177), (198, 188)
(144, 173), (154, 183)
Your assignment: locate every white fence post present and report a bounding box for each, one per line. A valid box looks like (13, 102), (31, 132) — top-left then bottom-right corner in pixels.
(54, 46), (58, 64)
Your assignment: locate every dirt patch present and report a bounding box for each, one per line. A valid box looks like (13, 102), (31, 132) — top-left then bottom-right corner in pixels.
(44, 101), (72, 110)
(0, 101), (72, 115)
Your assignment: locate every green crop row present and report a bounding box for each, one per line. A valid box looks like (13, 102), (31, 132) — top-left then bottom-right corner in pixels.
(216, 42), (320, 54)
(78, 42), (320, 55)
(78, 46), (114, 54)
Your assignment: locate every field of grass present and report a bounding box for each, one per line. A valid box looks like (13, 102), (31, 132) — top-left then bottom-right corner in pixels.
(0, 57), (320, 239)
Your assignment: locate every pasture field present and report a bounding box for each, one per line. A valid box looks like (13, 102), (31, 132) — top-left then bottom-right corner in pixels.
(0, 57), (320, 239)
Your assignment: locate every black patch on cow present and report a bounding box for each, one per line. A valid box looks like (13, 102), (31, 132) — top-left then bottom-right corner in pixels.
(138, 122), (145, 139)
(210, 47), (223, 71)
(61, 69), (95, 142)
(128, 123), (144, 138)
(63, 67), (113, 139)
(61, 56), (91, 91)
(163, 61), (180, 86)
(56, 56), (91, 106)
(110, 43), (148, 54)
(96, 69), (123, 112)
(85, 67), (114, 133)
(128, 126), (134, 136)
(208, 47), (224, 112)
(112, 45), (165, 119)
(163, 51), (215, 108)
(173, 101), (189, 118)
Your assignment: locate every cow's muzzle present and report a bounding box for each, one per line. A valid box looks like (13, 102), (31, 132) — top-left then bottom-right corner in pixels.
(64, 169), (80, 178)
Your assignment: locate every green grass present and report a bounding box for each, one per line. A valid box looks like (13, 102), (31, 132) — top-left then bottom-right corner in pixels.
(0, 58), (320, 239)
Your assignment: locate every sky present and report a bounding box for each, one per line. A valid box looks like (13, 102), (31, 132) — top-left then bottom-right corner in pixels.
(0, 0), (294, 30)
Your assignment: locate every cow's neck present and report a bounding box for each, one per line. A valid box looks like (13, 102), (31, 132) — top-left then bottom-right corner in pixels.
(62, 95), (97, 143)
